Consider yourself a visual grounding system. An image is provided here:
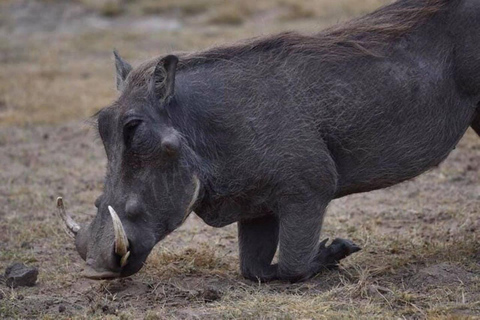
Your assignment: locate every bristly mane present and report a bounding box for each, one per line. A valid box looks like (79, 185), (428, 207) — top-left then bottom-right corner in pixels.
(127, 0), (448, 89)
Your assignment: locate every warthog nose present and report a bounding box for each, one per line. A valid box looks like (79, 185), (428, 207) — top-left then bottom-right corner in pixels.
(83, 257), (121, 279)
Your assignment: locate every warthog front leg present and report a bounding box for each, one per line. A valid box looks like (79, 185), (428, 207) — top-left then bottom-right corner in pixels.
(238, 215), (279, 282)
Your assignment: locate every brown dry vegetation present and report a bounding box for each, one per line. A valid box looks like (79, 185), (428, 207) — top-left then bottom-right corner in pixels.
(0, 0), (479, 319)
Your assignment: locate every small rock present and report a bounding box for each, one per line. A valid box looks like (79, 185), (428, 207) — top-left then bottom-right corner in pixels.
(21, 242), (33, 249)
(45, 300), (54, 309)
(4, 263), (38, 288)
(202, 288), (222, 302)
(102, 304), (115, 315)
(58, 305), (66, 313)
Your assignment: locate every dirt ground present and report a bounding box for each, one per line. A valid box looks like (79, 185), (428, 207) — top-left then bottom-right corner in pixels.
(1, 0), (479, 319)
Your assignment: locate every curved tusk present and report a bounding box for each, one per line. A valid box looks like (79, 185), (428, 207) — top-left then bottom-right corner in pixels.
(120, 250), (130, 268)
(108, 206), (129, 257)
(56, 197), (81, 236)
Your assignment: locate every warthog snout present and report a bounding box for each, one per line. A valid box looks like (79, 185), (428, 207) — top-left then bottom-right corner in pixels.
(56, 198), (135, 279)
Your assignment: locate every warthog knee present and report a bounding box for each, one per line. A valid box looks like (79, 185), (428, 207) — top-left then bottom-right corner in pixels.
(241, 264), (278, 282)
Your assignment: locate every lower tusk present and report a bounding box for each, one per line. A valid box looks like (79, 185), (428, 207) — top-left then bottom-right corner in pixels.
(120, 251), (130, 268)
(108, 206), (129, 256)
(56, 197), (81, 236)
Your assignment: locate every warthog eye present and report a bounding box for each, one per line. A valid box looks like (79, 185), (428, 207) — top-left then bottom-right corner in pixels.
(123, 120), (160, 158)
(123, 119), (142, 146)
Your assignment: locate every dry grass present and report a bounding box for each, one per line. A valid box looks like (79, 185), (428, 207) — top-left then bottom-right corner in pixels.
(81, 0), (125, 17)
(144, 245), (236, 279)
(138, 0), (217, 16)
(0, 52), (114, 126)
(68, 0), (391, 21)
(1, 0), (479, 319)
(0, 0), (394, 127)
(207, 4), (251, 26)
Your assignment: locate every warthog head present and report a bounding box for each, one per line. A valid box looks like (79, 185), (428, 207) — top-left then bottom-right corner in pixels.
(57, 51), (201, 279)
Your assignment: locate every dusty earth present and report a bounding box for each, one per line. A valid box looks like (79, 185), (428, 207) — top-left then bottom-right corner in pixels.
(0, 0), (479, 319)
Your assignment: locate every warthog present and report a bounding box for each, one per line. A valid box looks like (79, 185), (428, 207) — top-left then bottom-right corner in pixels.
(57, 0), (480, 282)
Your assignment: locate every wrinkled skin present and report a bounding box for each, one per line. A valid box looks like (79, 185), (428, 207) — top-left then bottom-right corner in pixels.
(65, 0), (480, 282)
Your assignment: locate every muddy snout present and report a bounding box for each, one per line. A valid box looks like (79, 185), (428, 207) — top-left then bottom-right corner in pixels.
(56, 198), (136, 280)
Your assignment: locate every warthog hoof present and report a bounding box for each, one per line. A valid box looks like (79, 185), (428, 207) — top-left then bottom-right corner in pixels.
(316, 238), (361, 270)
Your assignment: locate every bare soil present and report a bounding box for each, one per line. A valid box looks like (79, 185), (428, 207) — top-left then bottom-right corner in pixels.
(1, 1), (479, 319)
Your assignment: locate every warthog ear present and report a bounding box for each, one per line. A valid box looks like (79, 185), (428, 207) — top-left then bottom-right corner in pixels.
(149, 55), (179, 104)
(113, 50), (132, 91)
